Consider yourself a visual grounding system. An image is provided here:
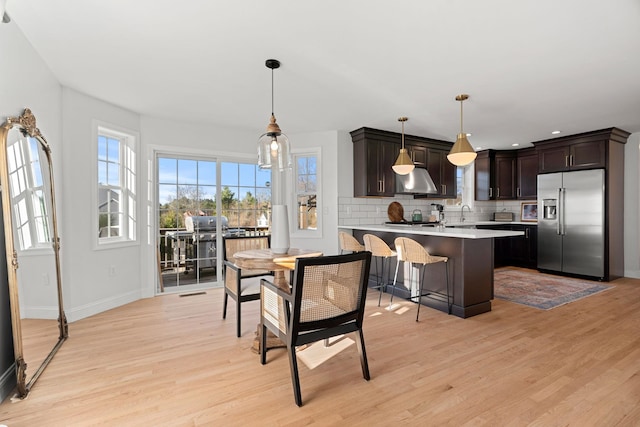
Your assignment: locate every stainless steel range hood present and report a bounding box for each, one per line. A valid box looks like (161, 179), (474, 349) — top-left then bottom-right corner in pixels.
(395, 168), (438, 194)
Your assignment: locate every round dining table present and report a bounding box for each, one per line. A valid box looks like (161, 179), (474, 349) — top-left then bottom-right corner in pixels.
(232, 248), (323, 353)
(232, 247), (323, 291)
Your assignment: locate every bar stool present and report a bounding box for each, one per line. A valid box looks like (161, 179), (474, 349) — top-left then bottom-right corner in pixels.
(338, 231), (365, 254)
(392, 237), (450, 321)
(363, 234), (397, 306)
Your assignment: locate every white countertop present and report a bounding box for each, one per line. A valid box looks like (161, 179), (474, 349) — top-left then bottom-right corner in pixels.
(445, 220), (537, 227)
(339, 224), (525, 239)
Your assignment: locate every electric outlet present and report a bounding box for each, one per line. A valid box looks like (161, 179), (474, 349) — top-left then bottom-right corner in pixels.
(109, 265), (116, 277)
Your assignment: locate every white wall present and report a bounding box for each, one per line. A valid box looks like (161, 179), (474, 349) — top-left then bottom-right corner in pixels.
(624, 133), (640, 278)
(287, 130), (341, 256)
(0, 21), (62, 319)
(60, 88), (143, 321)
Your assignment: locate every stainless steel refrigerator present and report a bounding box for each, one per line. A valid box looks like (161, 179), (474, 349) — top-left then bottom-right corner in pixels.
(537, 169), (605, 279)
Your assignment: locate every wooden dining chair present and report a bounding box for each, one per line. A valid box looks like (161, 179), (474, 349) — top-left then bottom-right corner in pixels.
(222, 234), (273, 337)
(259, 251), (372, 406)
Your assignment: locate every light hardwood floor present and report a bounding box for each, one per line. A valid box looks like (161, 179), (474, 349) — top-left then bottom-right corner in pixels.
(1, 270), (639, 426)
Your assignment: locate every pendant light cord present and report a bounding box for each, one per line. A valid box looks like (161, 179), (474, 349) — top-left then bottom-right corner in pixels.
(271, 67), (275, 116)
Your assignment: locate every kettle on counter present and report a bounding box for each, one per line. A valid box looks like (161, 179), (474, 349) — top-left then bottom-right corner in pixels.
(412, 209), (423, 222)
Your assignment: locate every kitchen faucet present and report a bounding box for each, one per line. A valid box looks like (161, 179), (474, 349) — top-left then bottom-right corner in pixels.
(460, 204), (471, 222)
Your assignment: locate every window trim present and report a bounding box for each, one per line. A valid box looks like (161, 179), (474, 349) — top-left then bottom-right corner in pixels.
(92, 120), (139, 250)
(290, 148), (321, 238)
(445, 162), (475, 211)
(6, 135), (53, 253)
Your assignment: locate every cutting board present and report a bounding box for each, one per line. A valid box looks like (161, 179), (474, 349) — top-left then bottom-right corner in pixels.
(387, 202), (404, 222)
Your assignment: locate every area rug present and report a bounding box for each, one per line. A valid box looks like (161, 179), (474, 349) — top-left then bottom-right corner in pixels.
(494, 268), (612, 310)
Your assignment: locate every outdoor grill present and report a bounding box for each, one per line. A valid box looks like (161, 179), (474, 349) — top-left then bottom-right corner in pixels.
(185, 216), (229, 271)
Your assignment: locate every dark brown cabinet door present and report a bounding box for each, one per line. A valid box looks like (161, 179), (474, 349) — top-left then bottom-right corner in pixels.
(374, 140), (397, 197)
(570, 140), (606, 169)
(477, 224), (537, 268)
(406, 144), (427, 168)
(517, 150), (538, 199)
(495, 152), (516, 200)
(474, 150), (493, 201)
(441, 156), (457, 198)
(538, 145), (570, 173)
(427, 148), (457, 198)
(354, 138), (397, 197)
(537, 140), (605, 173)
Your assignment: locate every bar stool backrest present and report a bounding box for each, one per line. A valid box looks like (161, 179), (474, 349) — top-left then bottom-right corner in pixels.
(394, 237), (436, 265)
(339, 231), (365, 253)
(363, 234), (395, 258)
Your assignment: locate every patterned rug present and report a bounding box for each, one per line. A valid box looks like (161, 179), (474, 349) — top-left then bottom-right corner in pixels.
(494, 268), (613, 310)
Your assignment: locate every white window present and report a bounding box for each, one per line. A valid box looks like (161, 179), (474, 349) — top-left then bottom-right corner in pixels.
(95, 124), (137, 245)
(445, 163), (475, 209)
(292, 150), (321, 236)
(6, 135), (51, 251)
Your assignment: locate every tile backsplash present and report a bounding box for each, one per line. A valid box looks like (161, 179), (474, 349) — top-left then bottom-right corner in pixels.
(338, 196), (529, 225)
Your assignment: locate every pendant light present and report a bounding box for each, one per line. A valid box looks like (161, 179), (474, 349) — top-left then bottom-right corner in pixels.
(392, 117), (415, 175)
(447, 94), (477, 166)
(257, 59), (292, 171)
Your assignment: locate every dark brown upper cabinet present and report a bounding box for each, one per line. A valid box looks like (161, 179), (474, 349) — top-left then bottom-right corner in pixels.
(426, 147), (457, 198)
(534, 128), (629, 174)
(350, 127), (455, 198)
(475, 148), (537, 200)
(516, 148), (538, 199)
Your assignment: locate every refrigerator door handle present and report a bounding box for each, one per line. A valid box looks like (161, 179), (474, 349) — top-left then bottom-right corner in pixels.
(556, 188), (562, 235)
(560, 187), (566, 236)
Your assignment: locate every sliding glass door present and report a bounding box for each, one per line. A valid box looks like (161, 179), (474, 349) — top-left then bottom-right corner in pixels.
(156, 155), (271, 293)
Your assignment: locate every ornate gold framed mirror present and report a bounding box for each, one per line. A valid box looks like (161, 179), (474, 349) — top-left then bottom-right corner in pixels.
(0, 108), (67, 398)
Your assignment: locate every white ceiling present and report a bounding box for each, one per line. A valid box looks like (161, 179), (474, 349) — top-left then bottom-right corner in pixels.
(6, 0), (640, 150)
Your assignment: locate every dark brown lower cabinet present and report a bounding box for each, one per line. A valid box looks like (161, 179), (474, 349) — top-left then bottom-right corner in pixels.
(477, 224), (537, 268)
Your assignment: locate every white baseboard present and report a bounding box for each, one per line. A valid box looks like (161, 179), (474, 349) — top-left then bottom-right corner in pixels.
(624, 269), (640, 279)
(65, 290), (143, 323)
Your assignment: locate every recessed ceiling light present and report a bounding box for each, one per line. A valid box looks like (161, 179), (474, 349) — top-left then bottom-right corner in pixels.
(551, 130), (561, 135)
(512, 143), (519, 147)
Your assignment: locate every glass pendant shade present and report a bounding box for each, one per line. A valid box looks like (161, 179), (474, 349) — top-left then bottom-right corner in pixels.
(257, 114), (292, 170)
(447, 132), (477, 166)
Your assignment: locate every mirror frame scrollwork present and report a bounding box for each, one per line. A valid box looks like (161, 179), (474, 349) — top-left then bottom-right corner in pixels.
(0, 108), (68, 398)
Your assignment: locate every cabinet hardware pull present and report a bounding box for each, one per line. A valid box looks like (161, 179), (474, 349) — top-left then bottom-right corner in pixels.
(565, 156), (569, 167)
(442, 184), (446, 194)
(517, 188), (521, 197)
(570, 154), (574, 166)
(489, 187), (493, 197)
(497, 188), (500, 198)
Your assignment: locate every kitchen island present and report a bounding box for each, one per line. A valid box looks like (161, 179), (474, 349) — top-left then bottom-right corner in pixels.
(338, 224), (524, 318)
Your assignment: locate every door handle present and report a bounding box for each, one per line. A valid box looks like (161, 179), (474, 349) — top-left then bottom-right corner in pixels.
(556, 188), (562, 235)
